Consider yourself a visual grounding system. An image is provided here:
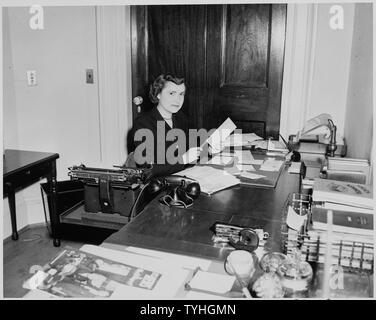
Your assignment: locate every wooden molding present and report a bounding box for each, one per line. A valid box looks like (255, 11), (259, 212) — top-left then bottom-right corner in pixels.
(96, 6), (132, 167)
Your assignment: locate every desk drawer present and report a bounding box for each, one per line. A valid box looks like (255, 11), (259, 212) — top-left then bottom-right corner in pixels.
(4, 162), (52, 190)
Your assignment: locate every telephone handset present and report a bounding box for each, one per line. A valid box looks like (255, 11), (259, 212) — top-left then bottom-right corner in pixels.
(147, 175), (201, 208)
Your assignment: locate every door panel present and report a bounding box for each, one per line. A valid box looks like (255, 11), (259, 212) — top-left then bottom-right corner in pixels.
(147, 5), (207, 129)
(213, 4), (286, 139)
(131, 4), (286, 139)
(223, 5), (269, 88)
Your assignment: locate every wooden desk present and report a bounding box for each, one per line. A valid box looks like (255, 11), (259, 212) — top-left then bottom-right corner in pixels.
(3, 149), (59, 243)
(104, 161), (300, 261)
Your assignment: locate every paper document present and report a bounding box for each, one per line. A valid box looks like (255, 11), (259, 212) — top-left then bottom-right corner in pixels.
(177, 166), (240, 195)
(222, 132), (263, 147)
(124, 246), (212, 271)
(297, 113), (332, 140)
(240, 172), (265, 180)
(234, 150), (254, 164)
(224, 165), (241, 176)
(204, 118), (237, 150)
(267, 140), (289, 152)
(185, 291), (226, 299)
(236, 164), (255, 172)
(207, 155), (234, 166)
(286, 206), (307, 231)
(260, 159), (283, 172)
(187, 270), (235, 294)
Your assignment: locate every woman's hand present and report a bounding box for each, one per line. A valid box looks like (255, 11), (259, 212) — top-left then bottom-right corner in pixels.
(208, 142), (225, 155)
(182, 147), (202, 164)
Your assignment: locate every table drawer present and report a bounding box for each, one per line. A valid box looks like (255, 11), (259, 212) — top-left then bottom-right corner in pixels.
(4, 162), (52, 190)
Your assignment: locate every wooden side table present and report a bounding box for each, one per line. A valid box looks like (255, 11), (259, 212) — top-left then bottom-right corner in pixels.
(3, 149), (60, 246)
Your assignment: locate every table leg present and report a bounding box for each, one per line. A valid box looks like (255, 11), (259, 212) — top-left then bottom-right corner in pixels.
(6, 184), (19, 241)
(47, 161), (60, 247)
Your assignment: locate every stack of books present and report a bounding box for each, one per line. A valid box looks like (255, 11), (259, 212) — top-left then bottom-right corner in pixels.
(322, 157), (371, 184)
(312, 178), (374, 213)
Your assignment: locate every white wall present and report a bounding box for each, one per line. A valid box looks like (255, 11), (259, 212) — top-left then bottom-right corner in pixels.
(2, 6), (133, 239)
(344, 3), (373, 161)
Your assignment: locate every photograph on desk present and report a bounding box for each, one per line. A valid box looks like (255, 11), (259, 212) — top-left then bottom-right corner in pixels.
(2, 0), (374, 301)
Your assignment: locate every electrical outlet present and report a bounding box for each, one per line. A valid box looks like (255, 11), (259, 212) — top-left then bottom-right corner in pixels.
(86, 69), (94, 84)
(27, 70), (37, 86)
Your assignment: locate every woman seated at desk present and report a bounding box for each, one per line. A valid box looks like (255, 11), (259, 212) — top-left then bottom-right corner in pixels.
(131, 74), (202, 177)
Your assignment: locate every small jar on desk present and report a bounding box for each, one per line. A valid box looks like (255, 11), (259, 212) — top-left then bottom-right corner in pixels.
(277, 251), (313, 298)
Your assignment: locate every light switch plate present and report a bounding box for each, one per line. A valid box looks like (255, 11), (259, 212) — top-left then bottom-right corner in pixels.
(86, 69), (94, 84)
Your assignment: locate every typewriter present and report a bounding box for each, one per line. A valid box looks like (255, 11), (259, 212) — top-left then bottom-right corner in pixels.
(68, 164), (152, 217)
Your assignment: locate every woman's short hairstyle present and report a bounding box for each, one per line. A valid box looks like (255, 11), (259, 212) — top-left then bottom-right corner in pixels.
(149, 74), (186, 104)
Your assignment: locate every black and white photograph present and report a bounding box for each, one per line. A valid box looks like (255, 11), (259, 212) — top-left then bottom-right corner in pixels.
(2, 0), (374, 303)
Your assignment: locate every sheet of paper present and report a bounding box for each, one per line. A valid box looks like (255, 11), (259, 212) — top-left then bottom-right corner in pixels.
(221, 132), (263, 147)
(188, 270), (235, 294)
(207, 155), (234, 166)
(249, 159), (264, 165)
(234, 150), (254, 164)
(177, 166), (240, 195)
(297, 113), (332, 140)
(240, 172), (266, 180)
(219, 151), (235, 157)
(260, 159), (283, 172)
(286, 206), (307, 231)
(124, 246), (211, 271)
(185, 291), (226, 299)
(205, 118), (237, 149)
(224, 165), (241, 176)
(181, 147), (200, 165)
(236, 164), (255, 171)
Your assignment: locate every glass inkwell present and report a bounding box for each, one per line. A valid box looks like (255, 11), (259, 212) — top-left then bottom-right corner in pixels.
(252, 252), (287, 298)
(276, 249), (313, 298)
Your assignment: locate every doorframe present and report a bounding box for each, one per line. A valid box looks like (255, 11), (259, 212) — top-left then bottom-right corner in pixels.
(279, 3), (318, 140)
(96, 6), (133, 164)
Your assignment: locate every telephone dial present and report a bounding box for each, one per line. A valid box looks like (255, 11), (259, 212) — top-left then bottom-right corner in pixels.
(147, 175), (201, 208)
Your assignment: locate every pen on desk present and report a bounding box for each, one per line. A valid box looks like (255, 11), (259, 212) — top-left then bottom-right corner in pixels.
(227, 261), (252, 299)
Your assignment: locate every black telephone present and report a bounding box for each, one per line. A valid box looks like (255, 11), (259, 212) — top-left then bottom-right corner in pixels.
(147, 175), (201, 208)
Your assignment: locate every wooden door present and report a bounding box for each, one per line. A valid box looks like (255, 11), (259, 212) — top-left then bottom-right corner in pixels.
(131, 4), (286, 139)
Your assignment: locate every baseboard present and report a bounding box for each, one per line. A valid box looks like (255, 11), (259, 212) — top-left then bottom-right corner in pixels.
(3, 222), (48, 244)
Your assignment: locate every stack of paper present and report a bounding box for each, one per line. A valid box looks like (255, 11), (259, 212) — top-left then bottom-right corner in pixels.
(207, 155), (234, 166)
(186, 270), (235, 296)
(221, 132), (263, 147)
(312, 179), (373, 211)
(234, 150), (255, 164)
(260, 159), (283, 172)
(325, 157), (371, 184)
(176, 166), (240, 195)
